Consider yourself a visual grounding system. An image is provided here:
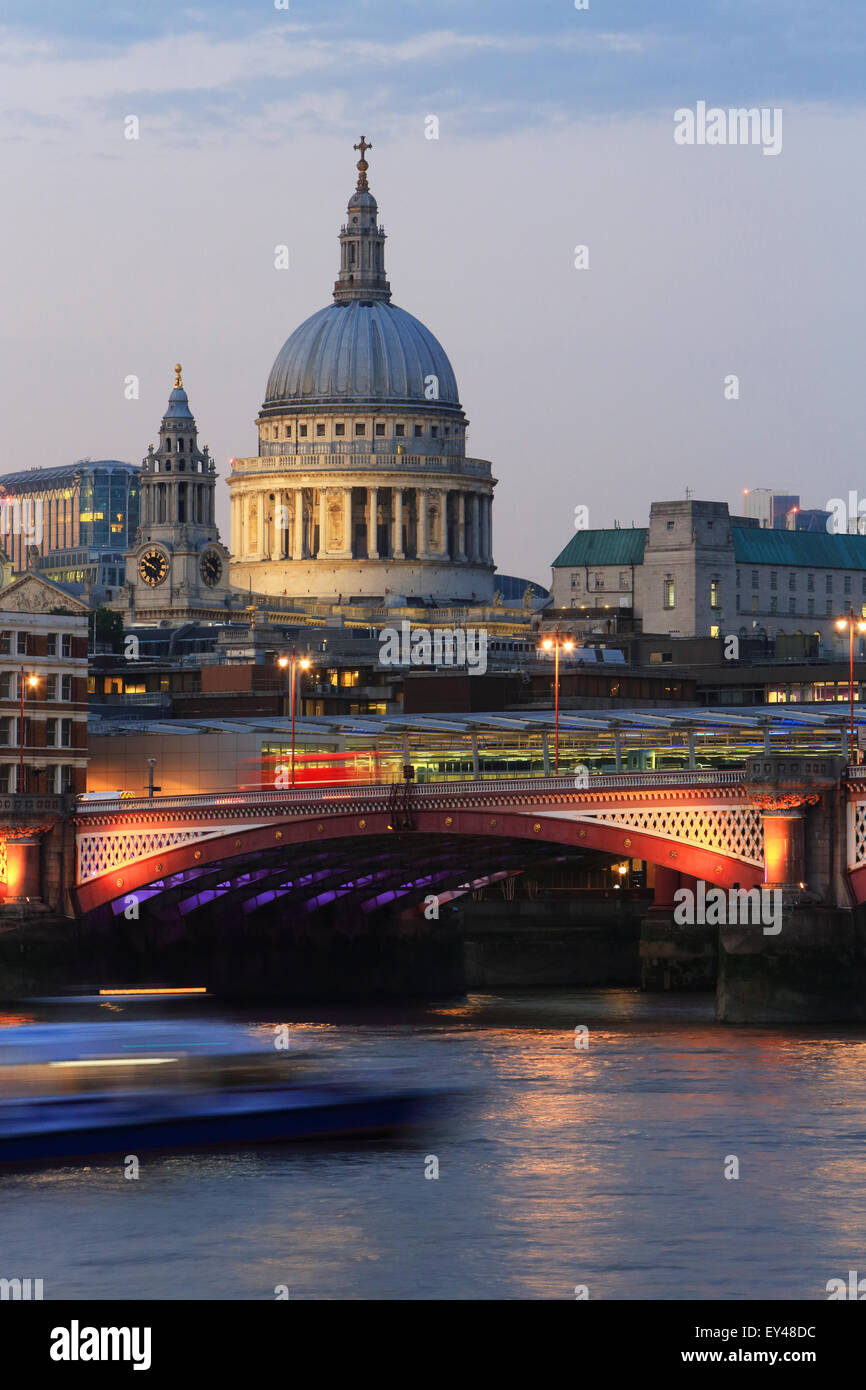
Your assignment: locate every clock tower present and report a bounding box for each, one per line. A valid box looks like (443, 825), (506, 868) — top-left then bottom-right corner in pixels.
(125, 366), (235, 622)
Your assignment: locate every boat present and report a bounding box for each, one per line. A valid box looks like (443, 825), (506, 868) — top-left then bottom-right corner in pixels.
(0, 1021), (440, 1162)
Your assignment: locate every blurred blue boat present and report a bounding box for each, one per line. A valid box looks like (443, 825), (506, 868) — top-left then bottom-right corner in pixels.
(0, 1022), (438, 1162)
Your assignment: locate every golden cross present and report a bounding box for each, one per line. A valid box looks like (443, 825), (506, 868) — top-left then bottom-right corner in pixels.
(354, 135), (371, 162)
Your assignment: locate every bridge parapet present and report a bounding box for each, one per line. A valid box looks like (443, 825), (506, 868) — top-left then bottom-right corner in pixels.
(75, 769), (749, 819)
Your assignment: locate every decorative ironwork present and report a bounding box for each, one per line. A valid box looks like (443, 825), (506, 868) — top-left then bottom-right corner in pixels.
(566, 804), (764, 867)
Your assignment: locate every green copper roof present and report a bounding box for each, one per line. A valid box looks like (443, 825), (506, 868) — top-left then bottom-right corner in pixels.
(552, 528), (647, 569)
(732, 526), (866, 570)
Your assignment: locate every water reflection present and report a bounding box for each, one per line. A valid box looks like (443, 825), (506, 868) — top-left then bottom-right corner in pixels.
(0, 990), (864, 1299)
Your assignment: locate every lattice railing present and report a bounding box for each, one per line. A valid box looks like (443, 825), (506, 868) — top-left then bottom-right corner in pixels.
(848, 803), (866, 870)
(569, 804), (764, 866)
(77, 827), (239, 884)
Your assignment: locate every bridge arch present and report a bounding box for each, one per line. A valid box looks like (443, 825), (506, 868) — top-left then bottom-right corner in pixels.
(74, 794), (764, 923)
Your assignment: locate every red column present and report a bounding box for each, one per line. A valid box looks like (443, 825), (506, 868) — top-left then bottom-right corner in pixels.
(653, 864), (681, 907)
(5, 835), (42, 901)
(762, 809), (806, 887)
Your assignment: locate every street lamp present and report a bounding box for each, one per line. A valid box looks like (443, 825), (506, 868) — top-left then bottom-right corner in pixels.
(18, 671), (39, 793)
(540, 633), (575, 774)
(277, 650), (312, 786)
(835, 607), (866, 764)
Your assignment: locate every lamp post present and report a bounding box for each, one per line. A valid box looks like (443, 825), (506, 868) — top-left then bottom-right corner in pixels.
(540, 632), (575, 775)
(835, 608), (866, 764)
(277, 650), (311, 786)
(18, 671), (39, 793)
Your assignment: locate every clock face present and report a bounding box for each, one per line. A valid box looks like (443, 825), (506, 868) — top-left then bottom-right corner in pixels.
(138, 548), (169, 587)
(200, 550), (223, 587)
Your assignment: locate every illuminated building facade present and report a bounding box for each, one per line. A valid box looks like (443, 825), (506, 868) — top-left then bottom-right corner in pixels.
(0, 460), (140, 580)
(228, 140), (496, 605)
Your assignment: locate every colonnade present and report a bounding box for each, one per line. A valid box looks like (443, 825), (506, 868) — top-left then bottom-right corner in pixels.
(230, 485), (493, 564)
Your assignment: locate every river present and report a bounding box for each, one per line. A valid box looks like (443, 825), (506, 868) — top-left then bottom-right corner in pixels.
(1, 989), (864, 1300)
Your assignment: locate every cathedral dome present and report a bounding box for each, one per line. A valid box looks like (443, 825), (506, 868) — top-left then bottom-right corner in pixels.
(263, 300), (460, 409)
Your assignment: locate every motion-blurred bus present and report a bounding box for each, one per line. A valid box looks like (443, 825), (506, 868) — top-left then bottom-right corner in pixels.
(245, 749), (402, 791)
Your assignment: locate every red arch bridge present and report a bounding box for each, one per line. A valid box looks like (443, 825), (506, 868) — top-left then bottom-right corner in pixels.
(69, 755), (866, 924)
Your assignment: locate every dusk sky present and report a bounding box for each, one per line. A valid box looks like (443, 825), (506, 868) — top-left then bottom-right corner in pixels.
(1, 1), (864, 585)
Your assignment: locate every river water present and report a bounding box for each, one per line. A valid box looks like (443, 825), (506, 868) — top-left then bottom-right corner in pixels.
(1, 989), (864, 1301)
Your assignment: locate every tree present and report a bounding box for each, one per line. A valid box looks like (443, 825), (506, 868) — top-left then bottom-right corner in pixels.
(93, 607), (124, 653)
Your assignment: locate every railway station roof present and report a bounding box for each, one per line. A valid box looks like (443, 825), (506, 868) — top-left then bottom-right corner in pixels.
(90, 706), (859, 739)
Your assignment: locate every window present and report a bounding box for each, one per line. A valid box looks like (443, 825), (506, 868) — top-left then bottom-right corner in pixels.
(355, 423), (365, 436)
(299, 425), (308, 438)
(807, 573), (814, 592)
(826, 599), (833, 615)
(751, 571), (759, 590)
(414, 425), (423, 437)
(789, 572), (796, 592)
(663, 577), (675, 609)
(285, 425), (292, 438)
(375, 423), (385, 437)
(60, 675), (72, 702)
(736, 569), (741, 589)
(16, 632), (27, 655)
(47, 718), (72, 747)
(666, 520), (675, 531)
(335, 423), (345, 437)
(808, 597), (815, 615)
(59, 764), (74, 793)
(395, 424), (405, 437)
(751, 595), (758, 613)
(770, 596), (778, 613)
(0, 674), (14, 700)
(0, 765), (11, 793)
(788, 597), (795, 614)
(61, 634), (71, 658)
(46, 633), (57, 656)
(826, 574), (833, 593)
(316, 424), (325, 437)
(770, 571), (777, 591)
(0, 632), (9, 656)
(431, 426), (438, 438)
(735, 594), (740, 612)
(845, 575), (852, 594)
(0, 718), (13, 746)
(594, 573), (604, 591)
(710, 579), (720, 609)
(619, 572), (629, 591)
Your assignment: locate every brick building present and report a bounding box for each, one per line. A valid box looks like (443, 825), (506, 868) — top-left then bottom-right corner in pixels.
(0, 573), (89, 794)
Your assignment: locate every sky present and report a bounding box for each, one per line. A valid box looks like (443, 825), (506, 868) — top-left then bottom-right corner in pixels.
(0, 1), (865, 586)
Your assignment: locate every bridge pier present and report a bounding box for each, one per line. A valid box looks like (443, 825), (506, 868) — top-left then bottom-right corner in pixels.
(717, 904), (866, 1023)
(717, 764), (866, 1021)
(640, 870), (717, 992)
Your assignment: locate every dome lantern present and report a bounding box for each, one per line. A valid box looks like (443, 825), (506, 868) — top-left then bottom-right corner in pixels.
(333, 136), (391, 305)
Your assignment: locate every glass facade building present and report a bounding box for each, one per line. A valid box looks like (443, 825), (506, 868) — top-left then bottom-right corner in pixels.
(0, 461), (140, 576)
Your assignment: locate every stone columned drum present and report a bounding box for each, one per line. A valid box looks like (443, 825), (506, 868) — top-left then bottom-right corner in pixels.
(228, 138), (496, 604)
